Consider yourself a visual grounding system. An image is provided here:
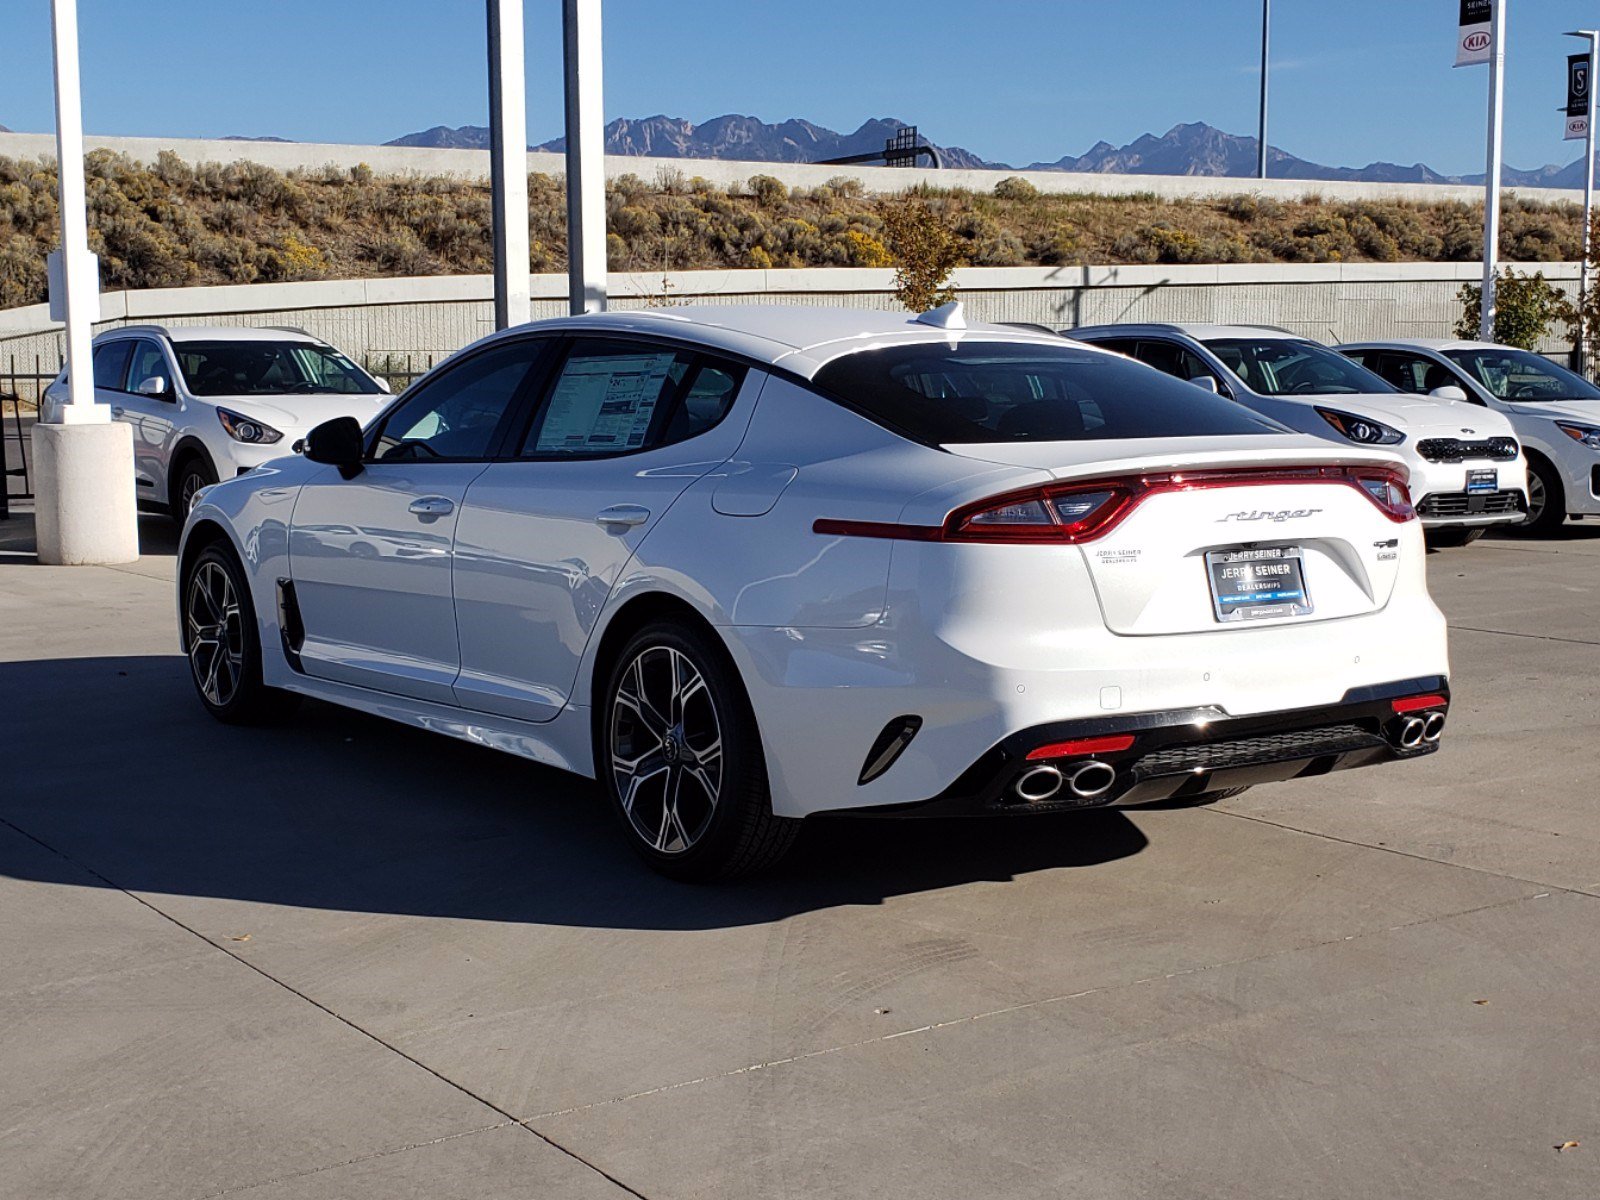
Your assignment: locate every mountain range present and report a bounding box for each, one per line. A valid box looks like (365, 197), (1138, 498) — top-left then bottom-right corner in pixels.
(384, 115), (1592, 188)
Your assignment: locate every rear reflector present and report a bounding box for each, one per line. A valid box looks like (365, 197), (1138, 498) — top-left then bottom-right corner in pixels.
(1026, 734), (1136, 761)
(815, 464), (1416, 545)
(1391, 694), (1448, 714)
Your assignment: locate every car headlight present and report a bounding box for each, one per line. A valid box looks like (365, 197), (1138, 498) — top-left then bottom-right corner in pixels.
(1316, 407), (1405, 446)
(1556, 421), (1600, 450)
(216, 408), (283, 445)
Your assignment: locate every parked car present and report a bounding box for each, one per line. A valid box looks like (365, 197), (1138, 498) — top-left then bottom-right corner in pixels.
(42, 325), (391, 516)
(1337, 338), (1600, 535)
(178, 305), (1450, 879)
(1066, 323), (1527, 546)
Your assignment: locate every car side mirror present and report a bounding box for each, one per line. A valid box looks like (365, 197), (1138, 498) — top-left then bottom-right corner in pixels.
(304, 416), (366, 479)
(374, 377), (392, 394)
(135, 375), (170, 399)
(1428, 385), (1469, 402)
(1190, 376), (1220, 393)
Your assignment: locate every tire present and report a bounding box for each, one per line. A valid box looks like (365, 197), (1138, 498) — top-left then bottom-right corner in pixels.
(599, 621), (800, 881)
(1517, 455), (1567, 536)
(180, 542), (300, 725)
(1424, 526), (1486, 549)
(172, 455), (219, 520)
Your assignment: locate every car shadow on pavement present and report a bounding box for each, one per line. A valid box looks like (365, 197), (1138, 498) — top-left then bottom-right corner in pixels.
(0, 654), (1147, 931)
(0, 510), (181, 559)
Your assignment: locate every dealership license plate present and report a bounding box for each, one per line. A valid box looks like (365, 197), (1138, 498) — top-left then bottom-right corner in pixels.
(1206, 546), (1314, 623)
(1467, 468), (1498, 494)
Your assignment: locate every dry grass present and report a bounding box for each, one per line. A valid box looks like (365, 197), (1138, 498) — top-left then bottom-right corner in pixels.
(0, 152), (1585, 309)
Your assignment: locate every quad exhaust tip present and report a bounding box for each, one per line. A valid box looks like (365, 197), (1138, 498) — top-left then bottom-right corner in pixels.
(1012, 760), (1118, 804)
(1397, 716), (1427, 750)
(1422, 711), (1446, 743)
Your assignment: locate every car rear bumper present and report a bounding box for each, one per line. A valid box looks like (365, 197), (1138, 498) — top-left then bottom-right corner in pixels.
(848, 676), (1450, 817)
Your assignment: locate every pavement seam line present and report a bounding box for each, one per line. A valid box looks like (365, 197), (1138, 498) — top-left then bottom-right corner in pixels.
(519, 887), (1546, 1124)
(0, 814), (657, 1200)
(1203, 805), (1600, 898)
(1452, 624), (1600, 647)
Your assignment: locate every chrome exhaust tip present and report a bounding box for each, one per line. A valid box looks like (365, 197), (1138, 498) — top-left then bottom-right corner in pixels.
(1422, 711), (1446, 743)
(1013, 765), (1064, 803)
(1066, 760), (1118, 800)
(1397, 716), (1427, 750)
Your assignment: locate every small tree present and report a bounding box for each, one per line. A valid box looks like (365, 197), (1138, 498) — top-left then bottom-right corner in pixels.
(880, 197), (964, 313)
(1455, 268), (1577, 349)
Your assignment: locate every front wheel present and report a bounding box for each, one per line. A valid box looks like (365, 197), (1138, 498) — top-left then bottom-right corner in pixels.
(600, 622), (799, 881)
(1516, 456), (1567, 536)
(1424, 525), (1486, 549)
(173, 456), (219, 519)
(181, 543), (300, 725)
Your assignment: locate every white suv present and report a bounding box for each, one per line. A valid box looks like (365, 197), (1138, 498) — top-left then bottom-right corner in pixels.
(42, 325), (392, 515)
(1067, 324), (1528, 546)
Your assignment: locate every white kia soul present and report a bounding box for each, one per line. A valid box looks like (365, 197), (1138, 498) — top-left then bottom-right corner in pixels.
(1068, 323), (1528, 546)
(177, 305), (1451, 879)
(42, 325), (392, 516)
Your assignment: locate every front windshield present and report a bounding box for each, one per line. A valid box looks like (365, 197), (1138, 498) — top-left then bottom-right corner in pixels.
(1443, 347), (1600, 404)
(1204, 338), (1398, 397)
(173, 341), (383, 397)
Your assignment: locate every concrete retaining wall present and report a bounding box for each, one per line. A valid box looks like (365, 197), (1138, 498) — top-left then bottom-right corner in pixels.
(0, 262), (1579, 396)
(0, 130), (1585, 207)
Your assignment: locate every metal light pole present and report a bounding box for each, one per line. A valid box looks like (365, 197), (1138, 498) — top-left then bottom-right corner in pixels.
(1479, 0), (1508, 341)
(487, 0), (531, 330)
(1568, 29), (1599, 360)
(1258, 0), (1271, 179)
(563, 0), (607, 314)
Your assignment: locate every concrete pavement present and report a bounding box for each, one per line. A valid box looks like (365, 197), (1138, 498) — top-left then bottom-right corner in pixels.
(1, 512), (1596, 1199)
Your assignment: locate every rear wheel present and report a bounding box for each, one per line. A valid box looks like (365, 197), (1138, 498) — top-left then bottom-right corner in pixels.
(1517, 455), (1567, 536)
(181, 543), (300, 725)
(1424, 525), (1486, 548)
(600, 621), (799, 881)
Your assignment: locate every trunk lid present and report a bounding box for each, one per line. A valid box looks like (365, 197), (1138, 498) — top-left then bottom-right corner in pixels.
(943, 437), (1414, 636)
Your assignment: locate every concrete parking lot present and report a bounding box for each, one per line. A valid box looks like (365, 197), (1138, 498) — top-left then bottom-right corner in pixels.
(1, 511), (1596, 1200)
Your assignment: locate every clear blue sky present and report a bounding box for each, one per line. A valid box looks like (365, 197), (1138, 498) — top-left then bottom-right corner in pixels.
(0, 0), (1593, 174)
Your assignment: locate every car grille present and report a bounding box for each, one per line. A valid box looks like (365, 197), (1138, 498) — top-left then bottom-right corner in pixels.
(1129, 724), (1383, 781)
(1415, 437), (1519, 463)
(1416, 491), (1524, 518)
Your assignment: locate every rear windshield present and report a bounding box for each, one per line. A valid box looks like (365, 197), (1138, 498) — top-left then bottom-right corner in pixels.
(810, 341), (1283, 445)
(173, 341), (383, 397)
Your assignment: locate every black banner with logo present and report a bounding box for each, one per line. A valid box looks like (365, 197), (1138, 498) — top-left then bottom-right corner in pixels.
(1456, 0), (1492, 67)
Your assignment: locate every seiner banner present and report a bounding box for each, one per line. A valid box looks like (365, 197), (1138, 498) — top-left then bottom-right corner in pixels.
(1456, 0), (1492, 68)
(1566, 52), (1591, 141)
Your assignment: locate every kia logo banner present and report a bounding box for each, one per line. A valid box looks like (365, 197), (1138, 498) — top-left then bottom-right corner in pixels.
(1456, 0), (1492, 68)
(1566, 52), (1592, 140)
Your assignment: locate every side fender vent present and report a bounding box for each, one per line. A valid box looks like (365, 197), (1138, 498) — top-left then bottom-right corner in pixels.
(276, 577), (306, 672)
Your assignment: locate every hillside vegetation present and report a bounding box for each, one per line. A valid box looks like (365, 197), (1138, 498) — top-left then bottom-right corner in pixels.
(0, 150), (1586, 309)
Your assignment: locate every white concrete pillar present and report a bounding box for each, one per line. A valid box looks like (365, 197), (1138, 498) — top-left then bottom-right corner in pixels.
(40, 0), (138, 565)
(563, 0), (607, 313)
(32, 423), (139, 565)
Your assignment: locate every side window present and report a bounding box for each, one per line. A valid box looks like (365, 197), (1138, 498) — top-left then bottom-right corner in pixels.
(659, 361), (744, 446)
(92, 341), (133, 391)
(1367, 352), (1425, 393)
(1135, 340), (1220, 386)
(126, 341), (170, 395)
(519, 341), (704, 458)
(371, 340), (543, 462)
(1086, 337), (1140, 357)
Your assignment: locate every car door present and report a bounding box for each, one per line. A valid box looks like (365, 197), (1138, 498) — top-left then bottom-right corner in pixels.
(287, 337), (547, 704)
(451, 338), (753, 722)
(116, 339), (180, 494)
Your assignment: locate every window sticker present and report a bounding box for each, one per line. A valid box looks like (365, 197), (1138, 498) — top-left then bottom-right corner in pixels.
(536, 353), (677, 453)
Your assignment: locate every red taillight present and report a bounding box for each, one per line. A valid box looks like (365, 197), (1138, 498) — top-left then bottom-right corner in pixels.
(814, 464), (1417, 544)
(1026, 734), (1136, 761)
(1391, 694), (1448, 714)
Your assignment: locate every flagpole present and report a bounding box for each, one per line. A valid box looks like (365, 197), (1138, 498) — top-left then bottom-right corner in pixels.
(1479, 0), (1507, 341)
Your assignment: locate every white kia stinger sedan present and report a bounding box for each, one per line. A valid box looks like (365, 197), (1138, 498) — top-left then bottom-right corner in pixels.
(178, 304), (1451, 879)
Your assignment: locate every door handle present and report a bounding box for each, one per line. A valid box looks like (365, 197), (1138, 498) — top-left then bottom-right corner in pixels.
(408, 496), (455, 517)
(595, 504), (651, 528)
